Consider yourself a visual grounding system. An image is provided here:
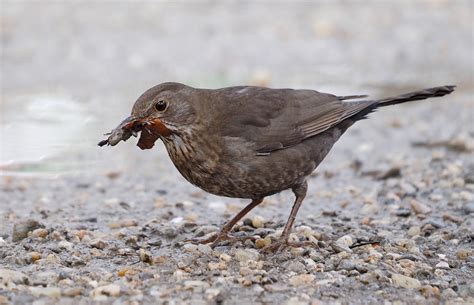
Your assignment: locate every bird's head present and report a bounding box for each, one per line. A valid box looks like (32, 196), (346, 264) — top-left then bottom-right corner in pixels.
(98, 82), (199, 150)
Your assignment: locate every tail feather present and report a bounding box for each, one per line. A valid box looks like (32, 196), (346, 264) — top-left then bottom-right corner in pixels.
(377, 85), (456, 107)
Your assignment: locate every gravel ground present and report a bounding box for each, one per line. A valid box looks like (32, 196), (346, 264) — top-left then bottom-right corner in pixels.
(1, 1), (473, 305)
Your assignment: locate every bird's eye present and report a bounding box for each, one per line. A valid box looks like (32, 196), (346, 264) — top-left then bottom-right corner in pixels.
(154, 100), (167, 112)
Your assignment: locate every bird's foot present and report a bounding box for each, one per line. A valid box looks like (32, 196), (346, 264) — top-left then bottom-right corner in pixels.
(260, 238), (316, 253)
(185, 231), (257, 248)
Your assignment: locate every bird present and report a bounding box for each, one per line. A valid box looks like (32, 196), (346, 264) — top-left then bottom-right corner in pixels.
(99, 82), (455, 252)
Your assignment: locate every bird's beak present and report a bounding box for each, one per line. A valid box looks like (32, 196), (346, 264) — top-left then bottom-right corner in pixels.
(98, 115), (142, 147)
(136, 118), (171, 150)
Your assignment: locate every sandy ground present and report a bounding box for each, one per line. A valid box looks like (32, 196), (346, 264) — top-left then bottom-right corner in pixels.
(1, 1), (473, 304)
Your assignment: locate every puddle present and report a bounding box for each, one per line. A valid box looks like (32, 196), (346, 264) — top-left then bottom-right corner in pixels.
(0, 93), (109, 175)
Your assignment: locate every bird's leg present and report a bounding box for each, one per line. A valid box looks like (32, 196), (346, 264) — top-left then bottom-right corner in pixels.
(262, 181), (315, 253)
(186, 198), (263, 247)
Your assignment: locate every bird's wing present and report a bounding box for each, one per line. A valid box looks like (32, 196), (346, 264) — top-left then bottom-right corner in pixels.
(214, 86), (374, 154)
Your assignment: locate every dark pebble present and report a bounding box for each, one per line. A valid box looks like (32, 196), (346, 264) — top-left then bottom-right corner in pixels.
(395, 208), (411, 217)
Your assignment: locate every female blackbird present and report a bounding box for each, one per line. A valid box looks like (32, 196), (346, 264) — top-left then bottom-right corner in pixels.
(99, 83), (455, 251)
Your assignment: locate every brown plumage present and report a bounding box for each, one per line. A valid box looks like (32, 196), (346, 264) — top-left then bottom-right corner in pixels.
(99, 83), (455, 251)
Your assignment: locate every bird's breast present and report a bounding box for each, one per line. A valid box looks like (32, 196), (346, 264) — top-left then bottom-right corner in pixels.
(163, 132), (222, 191)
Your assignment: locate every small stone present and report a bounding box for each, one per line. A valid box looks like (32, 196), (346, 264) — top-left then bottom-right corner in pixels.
(289, 274), (315, 286)
(182, 243), (199, 253)
(29, 287), (61, 298)
(28, 251), (42, 263)
(31, 228), (49, 239)
(0, 295), (8, 304)
(331, 235), (353, 253)
(407, 226), (421, 237)
(139, 249), (152, 264)
(197, 244), (212, 255)
(409, 199), (432, 214)
(255, 237), (271, 249)
(378, 166), (401, 180)
(359, 271), (379, 284)
(63, 287), (83, 297)
(0, 268), (29, 284)
(184, 280), (210, 290)
(456, 249), (471, 260)
(435, 261), (450, 269)
(12, 219), (43, 242)
(395, 208), (411, 217)
(89, 239), (107, 249)
(284, 261), (307, 273)
(57, 240), (73, 251)
(420, 285), (440, 298)
(219, 253), (231, 262)
(91, 284), (121, 297)
(251, 216), (265, 228)
(460, 191), (474, 201)
(442, 213), (463, 224)
(234, 249), (260, 263)
(205, 288), (221, 300)
(442, 288), (458, 299)
(107, 219), (138, 229)
(208, 261), (226, 271)
(391, 273), (421, 289)
(173, 269), (188, 281)
(463, 202), (474, 214)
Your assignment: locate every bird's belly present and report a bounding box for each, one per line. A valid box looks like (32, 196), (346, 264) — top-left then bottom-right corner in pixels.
(164, 130), (339, 199)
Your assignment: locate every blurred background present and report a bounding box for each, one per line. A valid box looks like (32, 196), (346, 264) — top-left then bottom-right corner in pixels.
(0, 0), (472, 177)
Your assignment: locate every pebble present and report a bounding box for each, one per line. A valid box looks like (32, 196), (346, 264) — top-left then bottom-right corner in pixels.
(391, 273), (421, 289)
(0, 268), (29, 284)
(31, 228), (49, 239)
(420, 285), (440, 298)
(205, 288), (221, 300)
(0, 296), (8, 304)
(12, 219), (43, 242)
(182, 243), (199, 253)
(63, 287), (83, 297)
(456, 249), (471, 260)
(284, 261), (307, 273)
(407, 226), (421, 237)
(289, 274), (315, 286)
(463, 202), (474, 214)
(219, 253), (232, 262)
(435, 261), (450, 269)
(57, 240), (73, 251)
(184, 280), (210, 290)
(91, 284), (121, 297)
(197, 244), (212, 255)
(194, 225), (219, 237)
(89, 239), (107, 249)
(395, 208), (411, 217)
(255, 237), (271, 249)
(29, 287), (61, 297)
(441, 288), (458, 298)
(459, 191), (474, 201)
(107, 219), (138, 229)
(331, 235), (353, 253)
(139, 249), (153, 264)
(234, 249), (260, 263)
(409, 199), (432, 214)
(251, 216), (265, 228)
(28, 251), (42, 263)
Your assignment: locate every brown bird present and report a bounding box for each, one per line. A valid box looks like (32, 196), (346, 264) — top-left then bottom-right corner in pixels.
(99, 83), (455, 251)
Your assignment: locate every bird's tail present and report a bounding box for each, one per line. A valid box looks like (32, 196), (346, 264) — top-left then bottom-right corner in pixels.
(376, 85), (456, 107)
